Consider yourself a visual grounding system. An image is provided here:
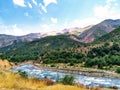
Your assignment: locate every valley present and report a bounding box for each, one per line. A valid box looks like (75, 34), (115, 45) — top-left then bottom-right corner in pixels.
(0, 19), (120, 89)
(1, 0), (120, 89)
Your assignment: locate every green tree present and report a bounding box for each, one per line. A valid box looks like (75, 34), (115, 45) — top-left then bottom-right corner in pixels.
(116, 67), (120, 73)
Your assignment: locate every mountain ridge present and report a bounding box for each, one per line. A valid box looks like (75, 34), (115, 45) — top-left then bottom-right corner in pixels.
(0, 26), (89, 48)
(78, 19), (120, 43)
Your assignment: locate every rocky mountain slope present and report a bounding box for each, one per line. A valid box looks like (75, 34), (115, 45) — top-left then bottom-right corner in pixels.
(0, 27), (86, 48)
(0, 33), (42, 48)
(78, 19), (120, 43)
(94, 26), (120, 43)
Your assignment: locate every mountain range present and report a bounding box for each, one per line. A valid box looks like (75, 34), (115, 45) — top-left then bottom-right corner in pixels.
(1, 24), (120, 63)
(0, 33), (42, 48)
(0, 19), (120, 48)
(0, 19), (120, 63)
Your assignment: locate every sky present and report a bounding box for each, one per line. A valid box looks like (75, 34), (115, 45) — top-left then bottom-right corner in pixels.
(0, 0), (120, 36)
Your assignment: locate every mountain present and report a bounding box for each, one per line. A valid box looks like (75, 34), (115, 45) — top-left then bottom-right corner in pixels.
(0, 26), (88, 48)
(0, 33), (42, 48)
(0, 34), (17, 47)
(1, 19), (120, 49)
(0, 35), (82, 62)
(94, 26), (120, 43)
(78, 19), (120, 43)
(54, 26), (93, 36)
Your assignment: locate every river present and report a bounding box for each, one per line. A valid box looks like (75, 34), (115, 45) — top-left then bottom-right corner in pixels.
(11, 64), (120, 88)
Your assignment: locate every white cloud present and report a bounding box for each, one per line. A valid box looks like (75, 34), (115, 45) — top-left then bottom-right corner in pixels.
(41, 24), (50, 31)
(94, 5), (110, 19)
(12, 24), (25, 35)
(43, 0), (57, 7)
(32, 0), (37, 6)
(106, 0), (116, 3)
(13, 0), (26, 7)
(69, 0), (120, 28)
(39, 0), (57, 13)
(39, 3), (47, 13)
(38, 24), (57, 33)
(51, 17), (58, 24)
(2, 24), (26, 36)
(94, 0), (120, 19)
(71, 18), (103, 28)
(28, 2), (32, 8)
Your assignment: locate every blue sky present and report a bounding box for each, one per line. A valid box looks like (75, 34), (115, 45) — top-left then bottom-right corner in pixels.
(0, 0), (120, 35)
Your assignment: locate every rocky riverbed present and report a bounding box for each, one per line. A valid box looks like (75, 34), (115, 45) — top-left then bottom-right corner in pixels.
(11, 64), (120, 88)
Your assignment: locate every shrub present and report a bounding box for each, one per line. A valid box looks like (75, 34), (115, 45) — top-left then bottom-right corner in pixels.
(0, 54), (7, 60)
(60, 75), (75, 85)
(50, 64), (56, 67)
(69, 62), (74, 66)
(18, 70), (28, 78)
(116, 67), (120, 73)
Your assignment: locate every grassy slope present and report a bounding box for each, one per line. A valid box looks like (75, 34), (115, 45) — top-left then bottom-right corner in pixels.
(0, 71), (49, 89)
(0, 59), (14, 69)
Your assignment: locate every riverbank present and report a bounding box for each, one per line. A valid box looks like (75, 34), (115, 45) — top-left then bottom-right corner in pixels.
(37, 65), (120, 79)
(18, 61), (120, 79)
(13, 63), (120, 89)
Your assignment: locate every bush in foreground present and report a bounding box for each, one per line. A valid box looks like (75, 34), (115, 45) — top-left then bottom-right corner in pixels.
(60, 75), (75, 85)
(18, 70), (28, 78)
(116, 67), (120, 73)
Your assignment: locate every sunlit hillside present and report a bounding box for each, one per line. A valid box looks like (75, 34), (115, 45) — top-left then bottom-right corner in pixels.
(0, 71), (53, 89)
(0, 59), (14, 69)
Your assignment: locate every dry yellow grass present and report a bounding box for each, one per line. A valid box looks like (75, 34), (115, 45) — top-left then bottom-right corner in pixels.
(0, 71), (53, 89)
(0, 59), (14, 69)
(0, 71), (89, 90)
(40, 84), (87, 90)
(40, 85), (116, 90)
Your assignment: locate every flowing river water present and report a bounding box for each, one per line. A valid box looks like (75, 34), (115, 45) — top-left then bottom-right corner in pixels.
(11, 64), (120, 88)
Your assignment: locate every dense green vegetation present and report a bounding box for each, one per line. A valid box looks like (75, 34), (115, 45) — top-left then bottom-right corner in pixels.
(41, 27), (120, 69)
(59, 75), (75, 85)
(42, 50), (84, 64)
(18, 70), (28, 78)
(85, 43), (120, 68)
(0, 35), (82, 62)
(0, 54), (7, 60)
(116, 68), (120, 73)
(41, 42), (120, 69)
